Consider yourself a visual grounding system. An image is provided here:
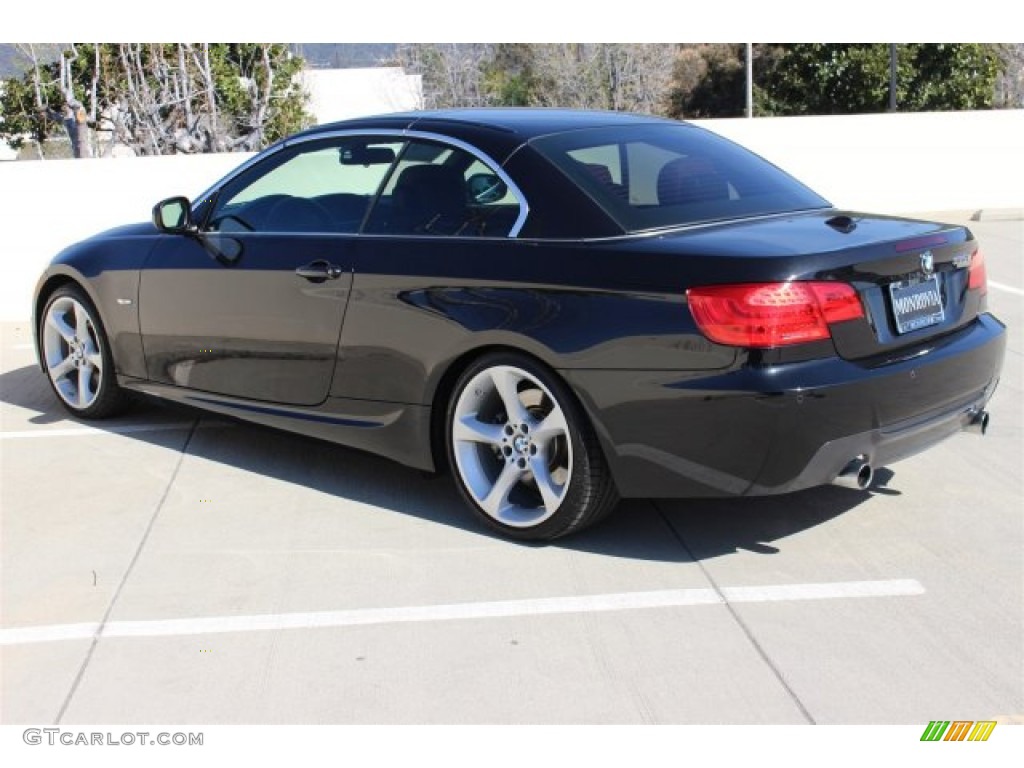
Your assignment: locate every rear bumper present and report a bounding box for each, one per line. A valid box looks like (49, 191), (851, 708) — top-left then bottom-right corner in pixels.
(563, 313), (1006, 498)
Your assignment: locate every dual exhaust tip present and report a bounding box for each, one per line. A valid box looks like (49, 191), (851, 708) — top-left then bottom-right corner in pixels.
(830, 410), (990, 491)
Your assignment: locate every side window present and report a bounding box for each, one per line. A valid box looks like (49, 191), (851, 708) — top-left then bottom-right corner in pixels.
(532, 125), (829, 232)
(567, 145), (627, 201)
(207, 138), (403, 234)
(364, 140), (522, 237)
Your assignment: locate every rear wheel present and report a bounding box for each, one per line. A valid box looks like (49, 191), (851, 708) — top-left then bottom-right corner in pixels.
(446, 353), (618, 541)
(39, 285), (124, 419)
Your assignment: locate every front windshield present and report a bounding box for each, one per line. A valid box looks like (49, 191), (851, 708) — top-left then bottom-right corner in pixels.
(530, 123), (830, 233)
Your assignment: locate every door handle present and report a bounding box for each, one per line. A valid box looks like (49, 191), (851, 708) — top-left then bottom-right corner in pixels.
(295, 260), (343, 282)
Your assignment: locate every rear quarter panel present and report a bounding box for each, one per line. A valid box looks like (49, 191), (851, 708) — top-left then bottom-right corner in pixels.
(331, 236), (737, 405)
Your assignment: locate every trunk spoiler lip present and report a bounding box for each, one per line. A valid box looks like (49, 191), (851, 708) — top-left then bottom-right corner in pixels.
(894, 233), (951, 253)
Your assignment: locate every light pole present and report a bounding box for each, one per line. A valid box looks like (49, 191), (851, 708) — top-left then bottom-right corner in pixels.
(889, 44), (898, 111)
(746, 43), (753, 118)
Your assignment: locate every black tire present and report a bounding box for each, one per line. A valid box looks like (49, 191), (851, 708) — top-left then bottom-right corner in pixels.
(445, 352), (618, 541)
(38, 284), (125, 419)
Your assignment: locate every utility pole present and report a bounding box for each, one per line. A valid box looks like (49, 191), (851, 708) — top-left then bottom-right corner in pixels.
(889, 44), (898, 111)
(746, 43), (753, 118)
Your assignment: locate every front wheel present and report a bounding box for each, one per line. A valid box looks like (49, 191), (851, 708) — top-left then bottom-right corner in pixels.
(446, 353), (618, 541)
(39, 285), (125, 419)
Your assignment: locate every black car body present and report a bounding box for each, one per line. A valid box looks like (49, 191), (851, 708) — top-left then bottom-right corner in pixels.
(33, 109), (1006, 539)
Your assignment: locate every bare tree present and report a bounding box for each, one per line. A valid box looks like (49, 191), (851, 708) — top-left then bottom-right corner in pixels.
(995, 43), (1024, 108)
(398, 43), (678, 115)
(54, 44), (92, 157)
(13, 43), (47, 158)
(13, 42), (96, 158)
(530, 44), (677, 114)
(2, 43), (310, 158)
(398, 43), (495, 108)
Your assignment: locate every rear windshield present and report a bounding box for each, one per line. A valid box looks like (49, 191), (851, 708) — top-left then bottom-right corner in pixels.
(530, 123), (830, 233)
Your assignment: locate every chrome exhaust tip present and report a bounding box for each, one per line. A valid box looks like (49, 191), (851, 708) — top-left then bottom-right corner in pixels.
(965, 409), (990, 435)
(832, 458), (874, 491)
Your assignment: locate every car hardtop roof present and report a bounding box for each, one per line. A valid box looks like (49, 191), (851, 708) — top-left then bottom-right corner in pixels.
(292, 108), (684, 144)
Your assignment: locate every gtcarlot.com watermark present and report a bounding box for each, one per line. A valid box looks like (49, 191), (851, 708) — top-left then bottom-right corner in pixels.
(23, 728), (203, 747)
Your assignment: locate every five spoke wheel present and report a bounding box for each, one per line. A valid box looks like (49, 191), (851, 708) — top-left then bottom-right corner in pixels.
(39, 286), (123, 418)
(447, 354), (618, 540)
(452, 365), (572, 528)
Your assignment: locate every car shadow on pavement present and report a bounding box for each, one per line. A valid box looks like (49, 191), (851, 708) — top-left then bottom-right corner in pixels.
(584, 477), (893, 563)
(1, 363), (880, 564)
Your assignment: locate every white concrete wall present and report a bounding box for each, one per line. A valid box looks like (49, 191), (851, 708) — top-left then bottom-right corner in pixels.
(0, 152), (253, 321)
(1, 110), (1021, 322)
(692, 110), (1024, 213)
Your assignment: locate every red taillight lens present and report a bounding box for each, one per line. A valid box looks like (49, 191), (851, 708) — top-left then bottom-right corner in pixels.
(968, 249), (987, 294)
(687, 281), (864, 348)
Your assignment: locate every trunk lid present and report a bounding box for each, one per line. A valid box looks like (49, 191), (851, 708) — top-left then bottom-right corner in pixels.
(645, 209), (985, 361)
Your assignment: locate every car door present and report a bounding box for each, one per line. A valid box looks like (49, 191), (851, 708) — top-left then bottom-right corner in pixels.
(139, 136), (403, 406)
(330, 137), (529, 404)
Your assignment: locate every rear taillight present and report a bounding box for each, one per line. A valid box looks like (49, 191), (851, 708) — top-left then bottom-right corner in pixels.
(968, 249), (987, 294)
(687, 281), (864, 348)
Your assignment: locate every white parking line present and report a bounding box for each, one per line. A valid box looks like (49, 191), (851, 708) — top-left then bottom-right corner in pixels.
(0, 579), (925, 646)
(989, 280), (1024, 297)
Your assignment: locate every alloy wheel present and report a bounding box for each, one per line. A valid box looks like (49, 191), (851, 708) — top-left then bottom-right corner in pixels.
(451, 364), (573, 528)
(42, 295), (106, 411)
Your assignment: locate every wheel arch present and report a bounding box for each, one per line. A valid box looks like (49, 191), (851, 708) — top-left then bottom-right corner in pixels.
(33, 271), (98, 371)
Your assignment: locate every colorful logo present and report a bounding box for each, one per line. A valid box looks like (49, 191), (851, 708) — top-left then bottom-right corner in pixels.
(920, 720), (996, 742)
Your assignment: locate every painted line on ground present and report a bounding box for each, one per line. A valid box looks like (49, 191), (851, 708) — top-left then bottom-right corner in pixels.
(0, 579), (925, 646)
(989, 280), (1024, 297)
(0, 421), (232, 440)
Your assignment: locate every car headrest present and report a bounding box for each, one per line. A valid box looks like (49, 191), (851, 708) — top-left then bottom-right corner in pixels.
(657, 157), (729, 206)
(583, 162), (614, 186)
(393, 164), (466, 217)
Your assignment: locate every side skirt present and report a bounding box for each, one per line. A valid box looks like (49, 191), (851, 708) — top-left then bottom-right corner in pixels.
(118, 376), (435, 472)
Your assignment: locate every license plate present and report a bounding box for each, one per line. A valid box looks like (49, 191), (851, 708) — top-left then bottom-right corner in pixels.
(889, 276), (944, 334)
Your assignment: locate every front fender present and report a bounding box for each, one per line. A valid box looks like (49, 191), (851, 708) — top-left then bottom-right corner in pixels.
(33, 228), (159, 380)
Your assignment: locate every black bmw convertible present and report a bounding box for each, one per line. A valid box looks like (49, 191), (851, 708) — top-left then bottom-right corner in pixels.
(33, 109), (1005, 540)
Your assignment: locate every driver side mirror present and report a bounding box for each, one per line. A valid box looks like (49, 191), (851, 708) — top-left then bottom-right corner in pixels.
(152, 196), (195, 234)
